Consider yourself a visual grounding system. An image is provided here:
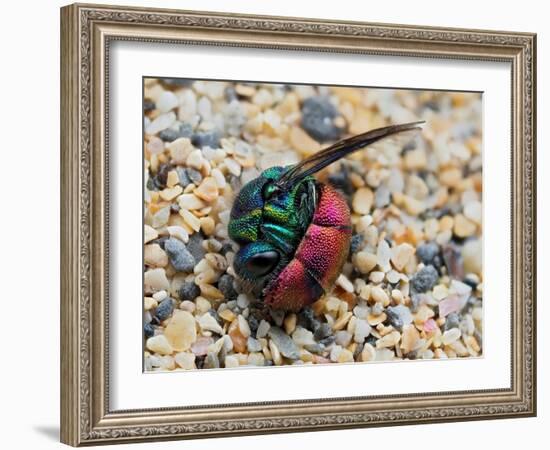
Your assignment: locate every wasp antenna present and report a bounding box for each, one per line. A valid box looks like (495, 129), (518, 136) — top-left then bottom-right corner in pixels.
(277, 121), (425, 189)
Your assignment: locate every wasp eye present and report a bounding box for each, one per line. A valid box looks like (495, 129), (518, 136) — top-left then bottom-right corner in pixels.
(245, 251), (280, 277)
(262, 183), (280, 200)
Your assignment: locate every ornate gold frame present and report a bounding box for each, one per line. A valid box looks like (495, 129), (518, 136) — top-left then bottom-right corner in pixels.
(60, 3), (536, 446)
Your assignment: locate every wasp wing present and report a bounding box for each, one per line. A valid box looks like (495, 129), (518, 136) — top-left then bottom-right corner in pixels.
(276, 121), (424, 190)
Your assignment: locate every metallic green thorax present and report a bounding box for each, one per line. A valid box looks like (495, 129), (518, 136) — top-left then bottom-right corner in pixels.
(228, 166), (316, 256)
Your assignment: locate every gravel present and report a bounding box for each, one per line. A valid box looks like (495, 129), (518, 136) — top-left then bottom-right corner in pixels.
(143, 79), (484, 372)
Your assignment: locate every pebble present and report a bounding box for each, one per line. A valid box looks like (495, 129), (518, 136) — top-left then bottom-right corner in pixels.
(144, 244), (168, 267)
(292, 327), (316, 346)
(376, 240), (392, 272)
(218, 274), (237, 300)
(313, 323), (332, 341)
(355, 251), (378, 274)
(156, 91), (179, 113)
(198, 313), (224, 335)
(416, 242), (440, 265)
(144, 268), (170, 292)
(352, 187), (374, 215)
(178, 282), (200, 301)
(442, 328), (462, 345)
(371, 286), (389, 305)
(146, 112), (176, 135)
(289, 126), (321, 156)
(300, 96), (344, 142)
(144, 225), (158, 244)
(268, 327), (300, 359)
(247, 337), (262, 353)
(386, 304), (413, 329)
(353, 319), (371, 343)
(400, 324), (420, 354)
(164, 310), (197, 352)
(361, 343), (376, 362)
(174, 352), (196, 370)
(464, 200), (482, 225)
(167, 225), (189, 243)
(411, 265), (438, 293)
(284, 313), (297, 334)
(155, 297), (174, 321)
(224, 354), (240, 368)
(192, 131), (220, 149)
(256, 320), (271, 339)
(376, 331), (401, 349)
(462, 238), (482, 275)
(146, 335), (173, 355)
(194, 177), (219, 202)
(164, 238), (195, 272)
(390, 243), (415, 271)
(453, 214), (477, 238)
(439, 294), (462, 318)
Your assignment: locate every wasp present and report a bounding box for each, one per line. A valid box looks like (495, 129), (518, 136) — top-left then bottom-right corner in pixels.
(228, 122), (423, 311)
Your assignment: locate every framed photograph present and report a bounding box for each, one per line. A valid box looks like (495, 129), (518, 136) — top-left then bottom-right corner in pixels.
(60, 3), (537, 446)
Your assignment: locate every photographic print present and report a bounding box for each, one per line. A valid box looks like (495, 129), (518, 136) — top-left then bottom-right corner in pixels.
(143, 79), (483, 371)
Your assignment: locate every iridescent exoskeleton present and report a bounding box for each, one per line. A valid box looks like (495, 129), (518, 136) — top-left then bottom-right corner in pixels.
(228, 122), (422, 311)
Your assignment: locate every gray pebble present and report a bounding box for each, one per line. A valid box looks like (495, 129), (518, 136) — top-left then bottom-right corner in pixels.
(313, 323), (332, 341)
(186, 168), (203, 185)
(218, 274), (237, 300)
(298, 307), (319, 331)
(176, 167), (191, 188)
(386, 304), (413, 330)
(155, 297), (174, 321)
(416, 242), (440, 265)
(144, 323), (155, 338)
(444, 312), (460, 331)
(192, 130), (220, 149)
(186, 233), (206, 262)
(411, 265), (439, 293)
(247, 337), (262, 353)
(164, 238), (195, 272)
(301, 96), (344, 142)
(350, 234), (364, 254)
(178, 282), (200, 301)
(158, 128), (179, 142)
(375, 185), (391, 208)
(267, 327), (300, 359)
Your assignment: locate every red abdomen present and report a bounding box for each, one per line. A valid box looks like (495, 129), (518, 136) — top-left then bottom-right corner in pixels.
(264, 183), (352, 311)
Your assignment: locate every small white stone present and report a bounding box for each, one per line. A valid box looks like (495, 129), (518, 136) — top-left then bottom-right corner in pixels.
(145, 112), (176, 135)
(292, 327), (316, 346)
(464, 200), (482, 225)
(167, 225), (189, 243)
(156, 91), (179, 113)
(371, 286), (389, 305)
(198, 313), (223, 335)
(144, 225), (158, 244)
(144, 268), (170, 292)
(237, 294), (250, 309)
(336, 274), (354, 293)
(224, 355), (240, 368)
(354, 319), (371, 343)
(237, 315), (251, 338)
(376, 239), (392, 272)
(442, 328), (462, 345)
(174, 352), (196, 370)
(151, 206), (171, 228)
(146, 335), (173, 355)
(369, 271), (385, 283)
(152, 290), (168, 301)
(256, 320), (271, 338)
